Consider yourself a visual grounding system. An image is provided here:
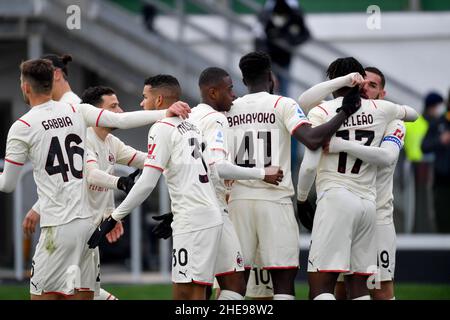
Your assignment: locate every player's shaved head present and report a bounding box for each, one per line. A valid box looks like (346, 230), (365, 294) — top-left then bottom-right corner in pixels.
(199, 67), (235, 112)
(81, 86), (116, 107)
(20, 59), (54, 95)
(199, 67), (229, 88)
(239, 51), (272, 86)
(144, 74), (181, 99)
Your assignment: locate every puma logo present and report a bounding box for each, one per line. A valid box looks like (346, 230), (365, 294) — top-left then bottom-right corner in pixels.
(30, 281), (37, 291)
(179, 270), (188, 278)
(216, 121), (223, 127)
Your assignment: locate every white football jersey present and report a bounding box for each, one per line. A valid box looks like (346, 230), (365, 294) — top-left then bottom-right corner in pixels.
(309, 98), (409, 202)
(144, 117), (222, 235)
(376, 120), (405, 224)
(85, 128), (146, 225)
(6, 101), (95, 226)
(188, 103), (229, 211)
(225, 92), (310, 201)
(59, 91), (81, 104)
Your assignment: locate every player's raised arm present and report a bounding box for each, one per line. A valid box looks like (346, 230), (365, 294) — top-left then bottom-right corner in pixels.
(292, 87), (362, 150)
(298, 72), (365, 112)
(377, 100), (418, 123)
(78, 100), (190, 129)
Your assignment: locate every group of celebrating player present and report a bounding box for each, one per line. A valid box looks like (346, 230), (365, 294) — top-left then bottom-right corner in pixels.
(0, 50), (418, 300)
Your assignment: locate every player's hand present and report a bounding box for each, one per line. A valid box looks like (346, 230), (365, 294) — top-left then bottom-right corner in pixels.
(346, 72), (367, 88)
(263, 166), (284, 185)
(23, 209), (40, 238)
(297, 199), (316, 231)
(166, 101), (191, 119)
(117, 169), (140, 194)
(152, 212), (173, 239)
(337, 86), (361, 117)
(88, 215), (118, 249)
(106, 220), (124, 243)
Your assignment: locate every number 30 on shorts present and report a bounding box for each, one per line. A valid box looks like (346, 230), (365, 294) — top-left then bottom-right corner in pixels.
(172, 248), (188, 267)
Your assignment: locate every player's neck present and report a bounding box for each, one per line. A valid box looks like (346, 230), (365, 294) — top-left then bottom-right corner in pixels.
(93, 126), (110, 141)
(28, 94), (52, 107)
(247, 84), (270, 94)
(53, 82), (72, 101)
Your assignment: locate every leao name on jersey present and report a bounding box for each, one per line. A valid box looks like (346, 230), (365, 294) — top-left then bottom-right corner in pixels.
(343, 112), (374, 128)
(42, 116), (74, 130)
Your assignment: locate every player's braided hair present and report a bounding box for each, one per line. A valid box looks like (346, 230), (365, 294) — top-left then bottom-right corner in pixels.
(239, 51), (272, 84)
(41, 53), (73, 79)
(81, 86), (116, 107)
(198, 67), (229, 87)
(326, 57), (366, 80)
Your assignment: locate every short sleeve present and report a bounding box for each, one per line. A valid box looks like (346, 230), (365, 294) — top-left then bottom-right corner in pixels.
(144, 123), (172, 172)
(375, 100), (407, 123)
(382, 120), (406, 150)
(275, 97), (310, 135)
(110, 135), (142, 166)
(204, 113), (229, 163)
(307, 105), (328, 127)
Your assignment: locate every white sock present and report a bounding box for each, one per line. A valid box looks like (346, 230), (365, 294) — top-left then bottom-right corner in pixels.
(313, 293), (336, 300)
(353, 295), (371, 300)
(94, 288), (118, 300)
(217, 290), (244, 300)
(273, 294), (295, 300)
(390, 297), (396, 300)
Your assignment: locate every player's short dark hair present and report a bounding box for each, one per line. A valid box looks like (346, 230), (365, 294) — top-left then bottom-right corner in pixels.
(144, 74), (180, 90)
(81, 86), (116, 107)
(326, 57), (366, 80)
(198, 67), (229, 87)
(144, 74), (181, 99)
(365, 66), (386, 88)
(41, 53), (73, 79)
(239, 51), (272, 84)
(20, 59), (54, 94)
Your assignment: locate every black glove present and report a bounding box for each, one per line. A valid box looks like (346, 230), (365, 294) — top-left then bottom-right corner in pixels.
(337, 86), (362, 117)
(297, 200), (316, 231)
(117, 169), (141, 194)
(152, 213), (173, 240)
(88, 216), (118, 249)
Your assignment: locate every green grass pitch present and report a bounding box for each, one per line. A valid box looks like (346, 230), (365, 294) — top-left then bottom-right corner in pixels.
(0, 283), (449, 300)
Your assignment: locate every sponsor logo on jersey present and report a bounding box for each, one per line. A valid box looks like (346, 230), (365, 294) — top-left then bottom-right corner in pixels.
(147, 143), (156, 160)
(215, 130), (224, 143)
(295, 104), (306, 119)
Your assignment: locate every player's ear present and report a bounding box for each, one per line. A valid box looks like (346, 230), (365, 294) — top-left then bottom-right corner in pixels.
(379, 89), (386, 99)
(53, 69), (61, 81)
(208, 87), (217, 100)
(156, 94), (163, 108)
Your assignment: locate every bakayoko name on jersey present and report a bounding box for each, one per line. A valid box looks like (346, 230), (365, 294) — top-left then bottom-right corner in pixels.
(343, 112), (374, 128)
(227, 112), (276, 127)
(42, 116), (74, 130)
